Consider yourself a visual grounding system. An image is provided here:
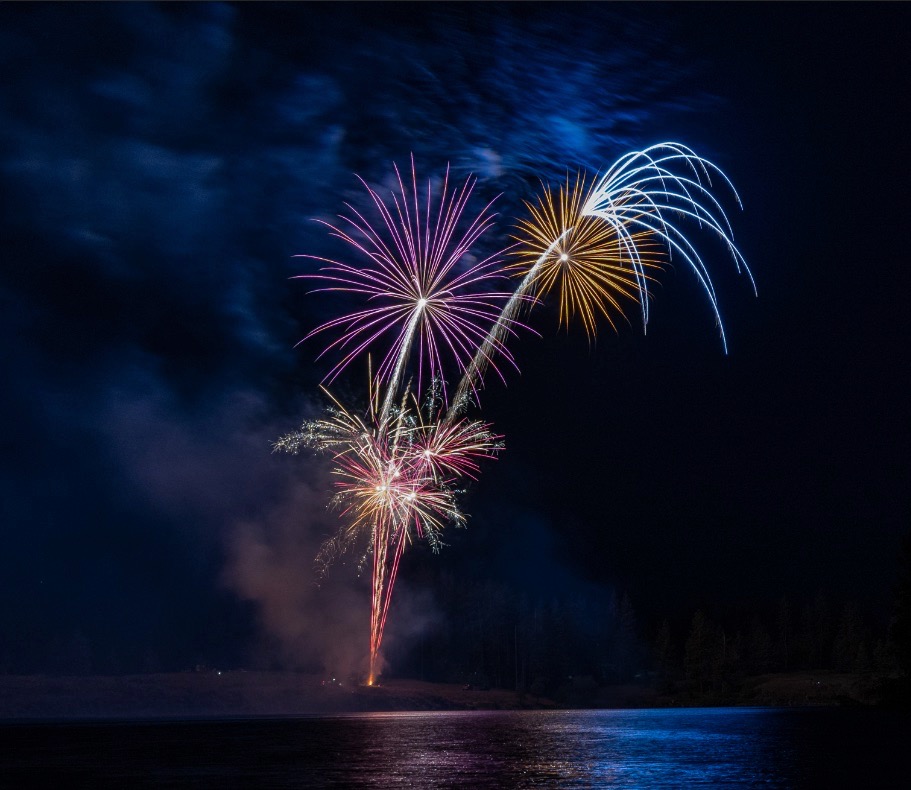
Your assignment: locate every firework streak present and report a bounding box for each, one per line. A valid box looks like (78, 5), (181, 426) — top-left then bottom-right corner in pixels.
(276, 144), (754, 684)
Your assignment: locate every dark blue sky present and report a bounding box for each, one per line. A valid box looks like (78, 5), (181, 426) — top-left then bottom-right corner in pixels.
(1, 2), (908, 674)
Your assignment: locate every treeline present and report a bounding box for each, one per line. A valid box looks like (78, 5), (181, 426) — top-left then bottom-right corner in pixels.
(392, 572), (909, 701)
(660, 595), (896, 696)
(390, 574), (648, 695)
(670, 531), (911, 697)
(395, 571), (647, 697)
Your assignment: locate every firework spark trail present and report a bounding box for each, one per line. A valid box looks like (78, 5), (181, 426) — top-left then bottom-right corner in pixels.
(580, 142), (756, 351)
(372, 519), (410, 684)
(446, 229), (569, 418)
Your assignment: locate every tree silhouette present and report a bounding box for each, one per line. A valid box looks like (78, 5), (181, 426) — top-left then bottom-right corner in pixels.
(892, 530), (911, 676)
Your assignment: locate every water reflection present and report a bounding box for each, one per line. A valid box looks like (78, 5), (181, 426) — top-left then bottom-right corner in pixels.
(4, 707), (911, 787)
(334, 708), (785, 787)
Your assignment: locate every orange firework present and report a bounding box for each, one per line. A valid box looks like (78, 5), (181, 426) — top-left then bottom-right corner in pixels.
(510, 171), (663, 338)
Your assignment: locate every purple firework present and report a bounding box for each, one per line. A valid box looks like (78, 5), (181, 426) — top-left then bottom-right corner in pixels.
(296, 156), (528, 413)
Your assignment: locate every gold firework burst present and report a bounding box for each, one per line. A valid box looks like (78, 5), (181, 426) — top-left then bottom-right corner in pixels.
(510, 172), (664, 337)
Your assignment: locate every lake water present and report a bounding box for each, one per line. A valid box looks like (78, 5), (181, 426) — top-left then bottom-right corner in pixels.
(2, 707), (910, 788)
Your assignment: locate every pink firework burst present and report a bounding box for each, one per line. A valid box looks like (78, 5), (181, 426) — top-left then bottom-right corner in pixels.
(296, 156), (528, 409)
(407, 387), (503, 483)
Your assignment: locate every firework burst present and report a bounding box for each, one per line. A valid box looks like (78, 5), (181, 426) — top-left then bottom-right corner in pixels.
(296, 156), (526, 417)
(510, 171), (663, 337)
(274, 380), (500, 683)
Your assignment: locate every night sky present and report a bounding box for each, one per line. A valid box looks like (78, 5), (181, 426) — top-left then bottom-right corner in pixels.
(2, 2), (909, 675)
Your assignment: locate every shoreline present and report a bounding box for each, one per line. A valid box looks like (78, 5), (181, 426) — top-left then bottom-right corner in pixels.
(1, 670), (904, 720)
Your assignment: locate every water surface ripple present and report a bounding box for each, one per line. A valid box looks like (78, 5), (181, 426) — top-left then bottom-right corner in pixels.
(3, 707), (910, 788)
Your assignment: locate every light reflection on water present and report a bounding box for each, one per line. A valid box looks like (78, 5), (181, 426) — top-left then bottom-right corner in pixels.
(3, 707), (911, 788)
(331, 708), (781, 788)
